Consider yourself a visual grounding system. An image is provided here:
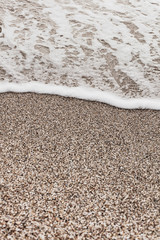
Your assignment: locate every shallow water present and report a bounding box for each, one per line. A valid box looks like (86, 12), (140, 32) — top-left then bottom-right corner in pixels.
(0, 0), (160, 109)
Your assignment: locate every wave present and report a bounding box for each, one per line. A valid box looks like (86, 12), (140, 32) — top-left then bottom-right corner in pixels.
(0, 0), (160, 109)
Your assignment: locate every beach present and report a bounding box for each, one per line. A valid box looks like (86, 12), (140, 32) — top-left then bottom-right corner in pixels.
(0, 0), (160, 238)
(0, 92), (159, 239)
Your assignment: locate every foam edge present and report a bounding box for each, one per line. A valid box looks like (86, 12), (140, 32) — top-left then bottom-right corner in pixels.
(0, 81), (160, 110)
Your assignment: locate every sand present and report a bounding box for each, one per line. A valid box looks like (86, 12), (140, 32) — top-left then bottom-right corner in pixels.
(0, 93), (159, 239)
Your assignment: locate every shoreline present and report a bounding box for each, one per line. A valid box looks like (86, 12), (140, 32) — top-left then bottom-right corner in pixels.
(0, 82), (160, 110)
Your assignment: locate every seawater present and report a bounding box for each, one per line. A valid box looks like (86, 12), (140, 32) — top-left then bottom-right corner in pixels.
(0, 0), (160, 109)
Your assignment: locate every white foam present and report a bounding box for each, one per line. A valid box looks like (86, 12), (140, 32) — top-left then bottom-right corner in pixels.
(1, 81), (160, 110)
(0, 0), (160, 110)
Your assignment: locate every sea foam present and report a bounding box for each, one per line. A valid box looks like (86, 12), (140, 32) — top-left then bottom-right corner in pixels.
(0, 0), (160, 109)
(1, 81), (160, 110)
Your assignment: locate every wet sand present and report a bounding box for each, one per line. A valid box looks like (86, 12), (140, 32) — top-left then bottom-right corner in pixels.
(0, 93), (159, 239)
